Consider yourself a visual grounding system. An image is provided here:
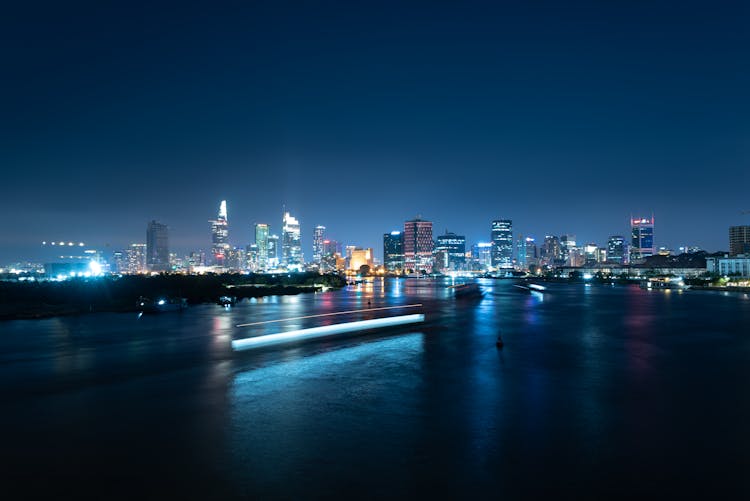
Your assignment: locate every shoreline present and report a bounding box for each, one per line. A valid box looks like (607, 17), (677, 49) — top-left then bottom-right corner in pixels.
(0, 273), (346, 322)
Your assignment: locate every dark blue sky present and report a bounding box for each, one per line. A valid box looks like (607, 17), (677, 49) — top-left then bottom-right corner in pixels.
(2, 1), (748, 262)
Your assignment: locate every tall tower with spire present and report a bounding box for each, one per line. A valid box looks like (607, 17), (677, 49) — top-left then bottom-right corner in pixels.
(210, 200), (230, 267)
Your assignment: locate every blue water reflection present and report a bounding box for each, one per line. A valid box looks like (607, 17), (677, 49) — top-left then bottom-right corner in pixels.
(2, 279), (750, 498)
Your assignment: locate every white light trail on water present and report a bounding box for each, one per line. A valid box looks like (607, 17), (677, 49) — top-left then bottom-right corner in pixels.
(235, 304), (423, 328)
(231, 314), (425, 351)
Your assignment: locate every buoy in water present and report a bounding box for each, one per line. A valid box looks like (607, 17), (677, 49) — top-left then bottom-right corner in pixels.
(496, 335), (504, 349)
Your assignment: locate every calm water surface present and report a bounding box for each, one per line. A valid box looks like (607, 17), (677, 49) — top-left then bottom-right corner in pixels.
(2, 279), (750, 498)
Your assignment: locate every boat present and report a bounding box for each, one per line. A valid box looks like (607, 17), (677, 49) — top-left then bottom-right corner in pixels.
(450, 282), (484, 299)
(639, 277), (691, 290)
(137, 296), (188, 313)
(513, 283), (546, 293)
(217, 295), (237, 306)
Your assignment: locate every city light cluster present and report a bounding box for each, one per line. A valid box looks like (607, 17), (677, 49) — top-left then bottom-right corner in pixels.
(3, 202), (750, 282)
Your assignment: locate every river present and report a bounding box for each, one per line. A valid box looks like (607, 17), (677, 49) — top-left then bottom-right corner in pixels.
(1, 278), (749, 498)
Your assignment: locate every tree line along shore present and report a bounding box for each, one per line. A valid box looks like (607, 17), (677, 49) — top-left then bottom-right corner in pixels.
(0, 273), (347, 320)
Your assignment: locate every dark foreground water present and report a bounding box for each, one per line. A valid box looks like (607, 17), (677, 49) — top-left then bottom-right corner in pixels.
(2, 278), (750, 498)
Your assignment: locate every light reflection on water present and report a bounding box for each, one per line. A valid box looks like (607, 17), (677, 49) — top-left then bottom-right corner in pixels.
(3, 279), (750, 497)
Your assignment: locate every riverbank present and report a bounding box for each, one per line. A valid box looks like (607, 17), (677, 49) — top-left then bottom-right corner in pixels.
(0, 272), (346, 320)
(689, 285), (750, 293)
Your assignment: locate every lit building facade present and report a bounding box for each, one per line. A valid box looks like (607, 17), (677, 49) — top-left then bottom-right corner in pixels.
(282, 211), (302, 270)
(540, 235), (561, 267)
(525, 237), (538, 268)
(246, 244), (259, 271)
(383, 231), (404, 271)
(630, 216), (655, 262)
(560, 234), (576, 264)
(404, 218), (433, 272)
(584, 243), (598, 265)
(267, 234), (280, 268)
(706, 255), (750, 277)
(607, 235), (625, 264)
(320, 239), (340, 272)
(434, 232), (466, 271)
(111, 250), (127, 274)
(491, 219), (513, 269)
(349, 248), (373, 271)
(146, 220), (169, 272)
(472, 242), (493, 271)
(729, 226), (750, 256)
(313, 225), (326, 264)
(210, 200), (230, 267)
(516, 235), (527, 269)
(126, 243), (147, 274)
(255, 223), (269, 270)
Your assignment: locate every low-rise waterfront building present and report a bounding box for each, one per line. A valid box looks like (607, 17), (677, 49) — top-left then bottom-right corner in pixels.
(706, 254), (750, 277)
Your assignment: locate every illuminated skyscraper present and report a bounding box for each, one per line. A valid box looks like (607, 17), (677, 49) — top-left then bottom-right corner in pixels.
(282, 211), (302, 269)
(210, 200), (230, 267)
(525, 237), (538, 267)
(383, 231), (404, 271)
(729, 226), (750, 256)
(146, 220), (169, 272)
(268, 234), (280, 268)
(313, 225), (326, 264)
(630, 216), (655, 261)
(584, 243), (598, 265)
(435, 232), (466, 271)
(403, 217), (433, 272)
(560, 234), (576, 263)
(491, 219), (513, 269)
(472, 242), (493, 271)
(111, 250), (127, 274)
(540, 235), (561, 267)
(516, 235), (527, 269)
(255, 223), (269, 270)
(126, 243), (147, 274)
(607, 235), (625, 264)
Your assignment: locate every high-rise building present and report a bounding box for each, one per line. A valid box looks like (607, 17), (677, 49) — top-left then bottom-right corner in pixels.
(127, 243), (147, 274)
(313, 225), (326, 264)
(525, 237), (538, 267)
(255, 223), (269, 270)
(281, 211), (302, 269)
(319, 239), (340, 272)
(246, 244), (259, 271)
(210, 200), (230, 267)
(268, 234), (280, 268)
(584, 243), (598, 265)
(630, 216), (655, 261)
(471, 242), (493, 271)
(404, 217), (433, 272)
(111, 250), (127, 274)
(560, 234), (576, 263)
(607, 235), (625, 264)
(491, 219), (513, 269)
(729, 226), (750, 256)
(323, 239), (342, 257)
(187, 250), (205, 269)
(383, 231), (404, 271)
(434, 232), (466, 271)
(516, 235), (527, 269)
(146, 220), (169, 272)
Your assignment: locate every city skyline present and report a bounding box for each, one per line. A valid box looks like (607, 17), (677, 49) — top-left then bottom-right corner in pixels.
(2, 2), (748, 262)
(3, 202), (744, 264)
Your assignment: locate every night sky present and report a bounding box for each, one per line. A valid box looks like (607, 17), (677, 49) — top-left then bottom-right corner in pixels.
(2, 1), (748, 262)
